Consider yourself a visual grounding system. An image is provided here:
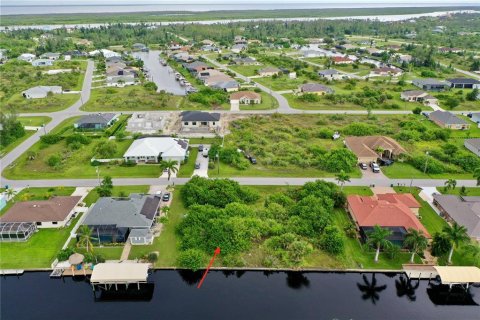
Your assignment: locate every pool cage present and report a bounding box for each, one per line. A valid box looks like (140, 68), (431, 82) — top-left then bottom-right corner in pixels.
(0, 222), (37, 242)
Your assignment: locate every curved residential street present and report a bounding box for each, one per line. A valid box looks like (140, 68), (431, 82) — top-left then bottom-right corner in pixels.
(1, 58), (478, 188)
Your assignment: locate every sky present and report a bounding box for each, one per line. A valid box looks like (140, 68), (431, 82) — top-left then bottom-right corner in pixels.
(3, 0), (480, 5)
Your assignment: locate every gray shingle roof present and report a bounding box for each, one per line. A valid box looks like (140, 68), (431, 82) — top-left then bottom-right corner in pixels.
(429, 111), (468, 125)
(83, 194), (160, 228)
(433, 194), (480, 239)
(447, 78), (480, 85)
(181, 111), (221, 122)
(318, 69), (340, 76)
(76, 113), (117, 126)
(465, 138), (480, 149)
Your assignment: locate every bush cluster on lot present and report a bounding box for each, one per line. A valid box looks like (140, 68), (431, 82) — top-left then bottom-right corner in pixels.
(0, 113), (25, 148)
(176, 177), (346, 269)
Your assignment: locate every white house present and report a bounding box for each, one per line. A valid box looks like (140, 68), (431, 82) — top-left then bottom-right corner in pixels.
(40, 52), (60, 60)
(18, 53), (36, 62)
(32, 59), (54, 67)
(123, 137), (189, 164)
(22, 86), (62, 99)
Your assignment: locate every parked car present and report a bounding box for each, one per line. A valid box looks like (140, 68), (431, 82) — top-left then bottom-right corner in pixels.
(198, 144), (204, 152)
(250, 157), (257, 164)
(371, 162), (381, 173)
(202, 148), (209, 158)
(378, 158), (394, 166)
(195, 162), (201, 169)
(162, 192), (171, 202)
(359, 163), (368, 170)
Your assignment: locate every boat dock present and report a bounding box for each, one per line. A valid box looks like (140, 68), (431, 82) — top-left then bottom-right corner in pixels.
(90, 263), (150, 291)
(402, 264), (438, 280)
(403, 264), (480, 289)
(0, 269), (24, 276)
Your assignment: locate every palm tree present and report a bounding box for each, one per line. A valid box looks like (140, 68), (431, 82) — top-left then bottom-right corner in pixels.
(464, 242), (480, 266)
(5, 188), (17, 201)
(474, 167), (480, 186)
(443, 223), (470, 264)
(77, 225), (95, 253)
(160, 160), (179, 181)
(161, 205), (170, 216)
(335, 170), (350, 190)
(404, 228), (429, 263)
(367, 225), (393, 263)
(357, 274), (387, 305)
(444, 179), (457, 191)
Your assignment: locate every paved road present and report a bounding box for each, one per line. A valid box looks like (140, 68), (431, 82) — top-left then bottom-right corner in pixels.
(2, 176), (478, 188)
(1, 60), (94, 170)
(202, 54), (294, 113)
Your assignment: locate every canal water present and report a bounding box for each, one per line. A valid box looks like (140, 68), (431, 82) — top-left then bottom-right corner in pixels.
(1, 270), (479, 319)
(132, 50), (186, 96)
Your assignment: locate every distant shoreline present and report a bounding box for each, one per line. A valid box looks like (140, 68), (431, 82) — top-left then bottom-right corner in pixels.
(1, 6), (479, 27)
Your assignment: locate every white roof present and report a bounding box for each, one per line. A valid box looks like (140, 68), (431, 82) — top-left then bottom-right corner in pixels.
(434, 266), (480, 284)
(90, 263), (150, 283)
(124, 137), (188, 158)
(22, 85), (62, 96)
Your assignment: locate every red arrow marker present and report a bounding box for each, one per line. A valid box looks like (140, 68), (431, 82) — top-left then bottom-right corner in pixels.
(197, 247), (220, 289)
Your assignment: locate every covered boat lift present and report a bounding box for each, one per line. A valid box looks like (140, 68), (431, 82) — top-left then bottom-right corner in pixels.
(90, 263), (150, 291)
(434, 266), (480, 289)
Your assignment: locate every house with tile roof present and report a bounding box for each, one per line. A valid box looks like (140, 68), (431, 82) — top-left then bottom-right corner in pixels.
(344, 136), (407, 164)
(230, 91), (262, 104)
(347, 193), (429, 245)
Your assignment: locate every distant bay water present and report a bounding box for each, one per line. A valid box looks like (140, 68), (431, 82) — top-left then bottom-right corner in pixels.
(1, 3), (479, 15)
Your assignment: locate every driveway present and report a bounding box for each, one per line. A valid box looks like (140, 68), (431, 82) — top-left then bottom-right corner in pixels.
(192, 145), (210, 177)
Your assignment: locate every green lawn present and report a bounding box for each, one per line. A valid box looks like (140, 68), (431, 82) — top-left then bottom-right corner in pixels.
(187, 137), (222, 145)
(342, 186), (374, 196)
(82, 86), (226, 112)
(18, 116), (52, 127)
(0, 213), (81, 269)
(208, 162), (362, 178)
(83, 185), (150, 207)
(437, 187), (480, 196)
(382, 162), (474, 180)
(229, 64), (265, 77)
(0, 187), (76, 216)
(0, 130), (35, 158)
(177, 148), (199, 178)
(254, 75), (309, 91)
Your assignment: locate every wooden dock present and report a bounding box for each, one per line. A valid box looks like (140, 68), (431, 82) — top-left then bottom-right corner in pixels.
(403, 264), (438, 280)
(0, 269), (24, 276)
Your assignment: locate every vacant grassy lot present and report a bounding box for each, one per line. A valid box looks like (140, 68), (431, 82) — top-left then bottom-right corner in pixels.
(286, 80), (430, 111)
(254, 74), (309, 91)
(130, 185), (418, 269)
(18, 116), (52, 127)
(437, 187), (480, 196)
(229, 64), (266, 77)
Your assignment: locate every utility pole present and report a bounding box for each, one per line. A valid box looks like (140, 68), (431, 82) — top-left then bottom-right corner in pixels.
(96, 166), (100, 186)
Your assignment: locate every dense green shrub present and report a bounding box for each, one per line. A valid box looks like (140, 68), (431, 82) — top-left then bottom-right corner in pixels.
(40, 134), (62, 145)
(319, 225), (345, 255)
(181, 176), (259, 208)
(342, 122), (379, 136)
(46, 154), (62, 168)
(320, 148), (357, 173)
(0, 113), (25, 147)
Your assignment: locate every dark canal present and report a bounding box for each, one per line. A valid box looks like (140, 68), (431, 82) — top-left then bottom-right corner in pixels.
(1, 270), (479, 320)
